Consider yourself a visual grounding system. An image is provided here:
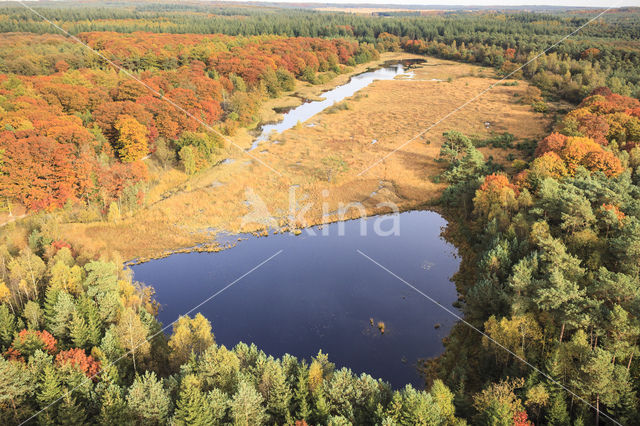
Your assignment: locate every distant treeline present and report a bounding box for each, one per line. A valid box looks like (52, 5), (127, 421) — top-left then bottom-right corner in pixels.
(1, 3), (639, 101)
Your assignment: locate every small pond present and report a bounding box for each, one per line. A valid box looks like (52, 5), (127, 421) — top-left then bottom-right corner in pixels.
(131, 210), (459, 388)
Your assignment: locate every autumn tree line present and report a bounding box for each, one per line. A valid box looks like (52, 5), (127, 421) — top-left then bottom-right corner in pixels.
(0, 31), (376, 213)
(431, 88), (640, 425)
(1, 3), (638, 101)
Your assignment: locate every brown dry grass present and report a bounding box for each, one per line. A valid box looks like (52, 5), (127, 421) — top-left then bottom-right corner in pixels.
(60, 54), (553, 261)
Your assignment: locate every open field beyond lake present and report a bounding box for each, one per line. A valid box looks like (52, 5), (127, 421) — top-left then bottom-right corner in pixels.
(61, 54), (553, 261)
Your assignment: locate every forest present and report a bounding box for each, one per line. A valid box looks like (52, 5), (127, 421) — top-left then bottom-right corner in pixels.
(0, 31), (373, 212)
(434, 87), (640, 425)
(0, 2), (639, 425)
(2, 4), (639, 217)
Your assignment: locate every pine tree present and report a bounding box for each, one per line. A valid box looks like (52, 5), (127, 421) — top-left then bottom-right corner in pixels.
(80, 298), (103, 347)
(428, 380), (456, 424)
(230, 380), (266, 426)
(126, 371), (170, 423)
(197, 344), (240, 394)
(37, 365), (62, 425)
(50, 291), (76, 340)
(546, 393), (570, 426)
(70, 312), (90, 349)
(384, 391), (403, 422)
(173, 379), (215, 425)
(43, 286), (61, 329)
(0, 357), (32, 420)
(0, 304), (16, 350)
(97, 384), (131, 425)
(312, 389), (331, 425)
(259, 360), (291, 424)
(57, 392), (86, 425)
(294, 363), (311, 422)
(37, 365), (62, 407)
(206, 388), (229, 425)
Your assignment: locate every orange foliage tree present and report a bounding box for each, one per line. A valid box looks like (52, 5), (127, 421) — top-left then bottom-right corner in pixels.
(56, 348), (101, 379)
(533, 134), (622, 178)
(534, 133), (568, 157)
(526, 87), (635, 184)
(560, 136), (601, 174)
(8, 329), (58, 360)
(583, 151), (624, 177)
(0, 131), (76, 210)
(0, 32), (366, 212)
(473, 174), (519, 225)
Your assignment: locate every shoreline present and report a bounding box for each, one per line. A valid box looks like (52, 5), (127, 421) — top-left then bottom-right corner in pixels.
(124, 200), (442, 266)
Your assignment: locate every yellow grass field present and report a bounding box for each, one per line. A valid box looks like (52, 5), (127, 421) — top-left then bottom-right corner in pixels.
(61, 54), (554, 261)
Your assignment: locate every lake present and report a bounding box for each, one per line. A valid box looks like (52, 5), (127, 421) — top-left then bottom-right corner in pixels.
(249, 59), (423, 150)
(131, 210), (460, 388)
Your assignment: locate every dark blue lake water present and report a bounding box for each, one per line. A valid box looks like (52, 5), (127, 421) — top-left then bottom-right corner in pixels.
(131, 210), (459, 388)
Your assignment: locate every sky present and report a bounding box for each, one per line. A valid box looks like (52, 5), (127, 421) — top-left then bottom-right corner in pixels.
(226, 0), (639, 7)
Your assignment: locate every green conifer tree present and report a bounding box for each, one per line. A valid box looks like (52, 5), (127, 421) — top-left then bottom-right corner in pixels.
(293, 363), (311, 422)
(37, 365), (62, 425)
(173, 380), (215, 425)
(0, 304), (16, 350)
(230, 380), (266, 426)
(57, 392), (86, 425)
(70, 312), (90, 349)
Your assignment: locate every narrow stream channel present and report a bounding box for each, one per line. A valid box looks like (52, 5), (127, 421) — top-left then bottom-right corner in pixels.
(131, 211), (459, 388)
(249, 59), (423, 150)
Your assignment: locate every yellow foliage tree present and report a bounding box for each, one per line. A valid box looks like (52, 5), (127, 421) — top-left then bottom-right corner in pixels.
(116, 308), (151, 373)
(307, 351), (333, 394)
(531, 151), (568, 179)
(114, 114), (148, 162)
(168, 314), (215, 369)
(483, 313), (543, 366)
(473, 174), (518, 229)
(0, 281), (11, 306)
(50, 261), (83, 295)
